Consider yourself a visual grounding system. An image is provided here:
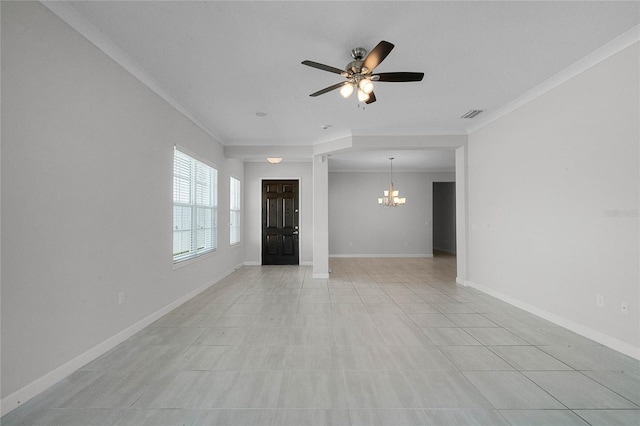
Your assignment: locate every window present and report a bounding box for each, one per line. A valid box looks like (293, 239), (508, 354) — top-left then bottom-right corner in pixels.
(173, 147), (217, 262)
(230, 176), (241, 245)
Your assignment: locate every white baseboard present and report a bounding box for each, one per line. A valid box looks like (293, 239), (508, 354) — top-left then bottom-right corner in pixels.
(456, 277), (467, 286)
(312, 273), (330, 279)
(0, 265), (239, 417)
(300, 261), (313, 266)
(329, 254), (433, 258)
(466, 280), (640, 361)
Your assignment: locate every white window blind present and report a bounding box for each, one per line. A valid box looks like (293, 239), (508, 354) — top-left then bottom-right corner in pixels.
(230, 176), (241, 245)
(173, 147), (217, 262)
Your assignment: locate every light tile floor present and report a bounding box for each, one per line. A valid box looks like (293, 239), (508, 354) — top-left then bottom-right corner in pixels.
(3, 255), (639, 425)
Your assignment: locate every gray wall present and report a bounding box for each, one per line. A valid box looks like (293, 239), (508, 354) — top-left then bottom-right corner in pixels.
(328, 171), (455, 256)
(433, 182), (456, 254)
(467, 42), (639, 353)
(1, 1), (244, 404)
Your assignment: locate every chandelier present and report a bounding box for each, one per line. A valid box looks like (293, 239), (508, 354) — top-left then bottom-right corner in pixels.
(378, 157), (406, 207)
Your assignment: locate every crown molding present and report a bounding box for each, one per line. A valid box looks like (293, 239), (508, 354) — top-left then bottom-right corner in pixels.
(329, 168), (455, 173)
(468, 25), (640, 134)
(311, 129), (354, 146)
(40, 1), (224, 143)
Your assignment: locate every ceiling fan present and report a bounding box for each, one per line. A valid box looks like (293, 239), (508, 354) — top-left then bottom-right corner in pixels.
(302, 40), (424, 104)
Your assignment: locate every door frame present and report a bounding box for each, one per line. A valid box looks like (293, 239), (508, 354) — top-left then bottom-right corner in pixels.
(260, 177), (301, 265)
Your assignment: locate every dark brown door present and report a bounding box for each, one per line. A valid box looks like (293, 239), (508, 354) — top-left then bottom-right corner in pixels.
(262, 180), (299, 265)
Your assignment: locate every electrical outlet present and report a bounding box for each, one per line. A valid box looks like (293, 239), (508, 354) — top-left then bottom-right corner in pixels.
(118, 291), (126, 305)
(596, 295), (604, 307)
(621, 302), (628, 315)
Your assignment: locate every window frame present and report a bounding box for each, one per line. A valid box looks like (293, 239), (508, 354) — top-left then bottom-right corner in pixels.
(230, 175), (241, 246)
(173, 146), (218, 263)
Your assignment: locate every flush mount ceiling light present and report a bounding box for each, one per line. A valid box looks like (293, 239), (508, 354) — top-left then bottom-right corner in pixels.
(266, 157), (282, 164)
(302, 41), (424, 105)
(378, 157), (406, 207)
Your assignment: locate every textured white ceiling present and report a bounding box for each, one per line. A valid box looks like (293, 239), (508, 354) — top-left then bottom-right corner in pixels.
(60, 1), (639, 170)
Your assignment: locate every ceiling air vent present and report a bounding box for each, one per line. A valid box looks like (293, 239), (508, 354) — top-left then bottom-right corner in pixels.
(461, 110), (483, 119)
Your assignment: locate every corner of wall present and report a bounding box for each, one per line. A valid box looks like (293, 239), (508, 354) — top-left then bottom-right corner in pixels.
(0, 265), (238, 416)
(466, 280), (640, 361)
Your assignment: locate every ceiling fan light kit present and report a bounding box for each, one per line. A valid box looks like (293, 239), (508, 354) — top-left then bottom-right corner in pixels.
(359, 79), (374, 95)
(357, 89), (370, 102)
(340, 83), (354, 98)
(302, 41), (424, 105)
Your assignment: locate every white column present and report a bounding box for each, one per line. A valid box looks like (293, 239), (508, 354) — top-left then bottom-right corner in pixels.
(455, 146), (469, 285)
(312, 154), (329, 278)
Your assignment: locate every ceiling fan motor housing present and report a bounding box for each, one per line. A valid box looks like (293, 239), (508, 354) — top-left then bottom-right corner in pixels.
(346, 60), (365, 75)
(348, 47), (369, 75)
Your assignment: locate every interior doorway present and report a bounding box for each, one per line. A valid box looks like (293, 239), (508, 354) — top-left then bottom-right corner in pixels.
(433, 182), (456, 255)
(262, 180), (300, 265)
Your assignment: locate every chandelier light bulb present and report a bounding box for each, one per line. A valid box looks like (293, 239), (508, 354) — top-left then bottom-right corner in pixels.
(340, 83), (354, 98)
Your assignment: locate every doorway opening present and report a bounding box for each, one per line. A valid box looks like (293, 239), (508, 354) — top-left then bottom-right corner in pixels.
(432, 182), (456, 257)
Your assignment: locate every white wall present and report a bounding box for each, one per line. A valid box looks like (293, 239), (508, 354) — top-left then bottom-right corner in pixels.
(467, 42), (639, 356)
(329, 171), (455, 256)
(243, 161), (313, 265)
(1, 1), (244, 408)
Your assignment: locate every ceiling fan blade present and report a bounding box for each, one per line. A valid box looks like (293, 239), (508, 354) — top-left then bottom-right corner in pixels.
(362, 40), (394, 71)
(302, 60), (346, 75)
(310, 81), (349, 97)
(365, 92), (377, 104)
(373, 72), (424, 82)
